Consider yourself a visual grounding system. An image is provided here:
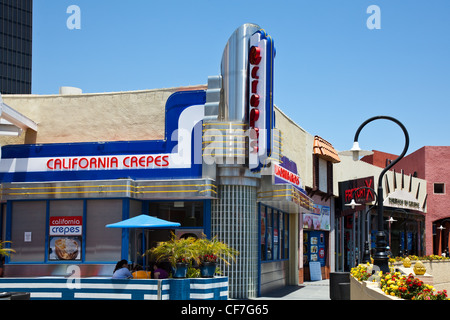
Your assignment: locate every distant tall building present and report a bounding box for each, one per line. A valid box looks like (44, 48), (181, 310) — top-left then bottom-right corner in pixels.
(0, 0), (32, 94)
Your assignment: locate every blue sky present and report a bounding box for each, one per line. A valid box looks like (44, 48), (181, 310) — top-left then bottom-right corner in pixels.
(32, 1), (450, 156)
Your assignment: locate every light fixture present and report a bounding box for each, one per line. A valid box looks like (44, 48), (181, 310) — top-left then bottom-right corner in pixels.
(344, 198), (361, 209)
(386, 217), (397, 223)
(339, 142), (374, 161)
(438, 225), (446, 230)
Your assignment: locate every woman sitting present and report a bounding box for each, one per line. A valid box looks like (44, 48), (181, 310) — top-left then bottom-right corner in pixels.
(112, 260), (133, 279)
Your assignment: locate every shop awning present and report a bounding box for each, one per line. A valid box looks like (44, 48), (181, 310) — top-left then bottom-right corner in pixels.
(313, 136), (340, 163)
(257, 184), (315, 213)
(106, 214), (181, 229)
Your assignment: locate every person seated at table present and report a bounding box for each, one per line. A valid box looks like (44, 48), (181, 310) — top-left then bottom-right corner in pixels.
(153, 263), (169, 279)
(112, 259), (133, 279)
(132, 264), (151, 279)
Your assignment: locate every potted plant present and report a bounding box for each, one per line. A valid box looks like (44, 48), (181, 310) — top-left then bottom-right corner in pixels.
(0, 241), (15, 257)
(0, 241), (15, 277)
(146, 233), (197, 278)
(195, 235), (238, 278)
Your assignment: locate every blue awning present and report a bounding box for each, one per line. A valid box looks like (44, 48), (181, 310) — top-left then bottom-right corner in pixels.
(106, 214), (181, 229)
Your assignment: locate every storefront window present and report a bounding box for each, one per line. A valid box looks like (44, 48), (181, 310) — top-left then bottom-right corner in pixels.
(10, 201), (47, 262)
(284, 214), (289, 259)
(85, 200), (122, 262)
(267, 208), (273, 260)
(260, 204), (289, 262)
(261, 208), (266, 260)
(148, 201), (203, 227)
(273, 210), (279, 259)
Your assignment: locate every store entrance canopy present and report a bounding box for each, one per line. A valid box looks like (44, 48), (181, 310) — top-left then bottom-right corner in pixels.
(106, 214), (181, 229)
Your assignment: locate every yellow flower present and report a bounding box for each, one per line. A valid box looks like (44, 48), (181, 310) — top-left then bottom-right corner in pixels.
(390, 292), (395, 296)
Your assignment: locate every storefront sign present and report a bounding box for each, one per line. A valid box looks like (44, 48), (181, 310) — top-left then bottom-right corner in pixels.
(384, 189), (421, 210)
(248, 30), (275, 171)
(273, 156), (305, 193)
(303, 204), (330, 231)
(46, 154), (171, 171)
(339, 176), (375, 210)
(49, 216), (83, 261)
(0, 90), (206, 182)
(49, 216), (83, 236)
(273, 163), (301, 188)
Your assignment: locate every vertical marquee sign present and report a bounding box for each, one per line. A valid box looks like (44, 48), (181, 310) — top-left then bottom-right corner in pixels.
(248, 30), (275, 171)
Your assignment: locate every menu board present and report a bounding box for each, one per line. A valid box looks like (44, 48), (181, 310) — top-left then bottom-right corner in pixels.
(303, 231), (326, 267)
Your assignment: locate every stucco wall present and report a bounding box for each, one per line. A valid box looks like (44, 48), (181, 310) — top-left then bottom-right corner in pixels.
(397, 146), (450, 254)
(423, 147), (450, 221)
(1, 86), (206, 145)
(274, 106), (314, 191)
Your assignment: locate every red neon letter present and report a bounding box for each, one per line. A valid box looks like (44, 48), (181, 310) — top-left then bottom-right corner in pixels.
(249, 109), (260, 127)
(249, 46), (261, 65)
(250, 94), (260, 107)
(251, 66), (259, 79)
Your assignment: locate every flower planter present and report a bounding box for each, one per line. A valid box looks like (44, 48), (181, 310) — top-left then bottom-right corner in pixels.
(200, 262), (217, 278)
(173, 263), (188, 278)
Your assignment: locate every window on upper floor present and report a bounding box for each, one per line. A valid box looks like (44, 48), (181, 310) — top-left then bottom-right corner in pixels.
(434, 183), (445, 194)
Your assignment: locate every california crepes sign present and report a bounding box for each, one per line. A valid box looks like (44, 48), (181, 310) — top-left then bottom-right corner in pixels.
(248, 30), (275, 171)
(49, 216), (82, 236)
(49, 216), (83, 261)
(0, 90), (206, 183)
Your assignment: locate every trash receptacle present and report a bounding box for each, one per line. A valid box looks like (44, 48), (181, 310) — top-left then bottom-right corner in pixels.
(329, 272), (350, 300)
(339, 283), (350, 300)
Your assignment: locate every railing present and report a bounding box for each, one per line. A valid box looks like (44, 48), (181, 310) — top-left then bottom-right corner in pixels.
(0, 276), (228, 300)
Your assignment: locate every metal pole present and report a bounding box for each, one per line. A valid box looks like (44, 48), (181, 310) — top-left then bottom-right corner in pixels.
(353, 116), (409, 273)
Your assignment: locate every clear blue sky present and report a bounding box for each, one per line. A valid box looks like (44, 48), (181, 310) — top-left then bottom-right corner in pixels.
(32, 0), (450, 156)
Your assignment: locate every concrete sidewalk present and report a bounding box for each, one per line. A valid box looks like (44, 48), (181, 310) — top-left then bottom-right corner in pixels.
(253, 279), (330, 300)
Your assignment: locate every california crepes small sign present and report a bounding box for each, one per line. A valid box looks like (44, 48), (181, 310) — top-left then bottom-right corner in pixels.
(49, 216), (82, 261)
(49, 216), (82, 236)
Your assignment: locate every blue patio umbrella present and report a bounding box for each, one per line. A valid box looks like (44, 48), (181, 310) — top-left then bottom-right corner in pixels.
(106, 215), (181, 268)
(106, 214), (181, 229)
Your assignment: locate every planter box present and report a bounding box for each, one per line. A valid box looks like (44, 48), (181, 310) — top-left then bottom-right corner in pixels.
(350, 276), (402, 301)
(0, 276), (228, 300)
(393, 260), (450, 292)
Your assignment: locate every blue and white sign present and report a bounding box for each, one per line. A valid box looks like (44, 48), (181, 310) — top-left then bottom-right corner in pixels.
(0, 90), (206, 182)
